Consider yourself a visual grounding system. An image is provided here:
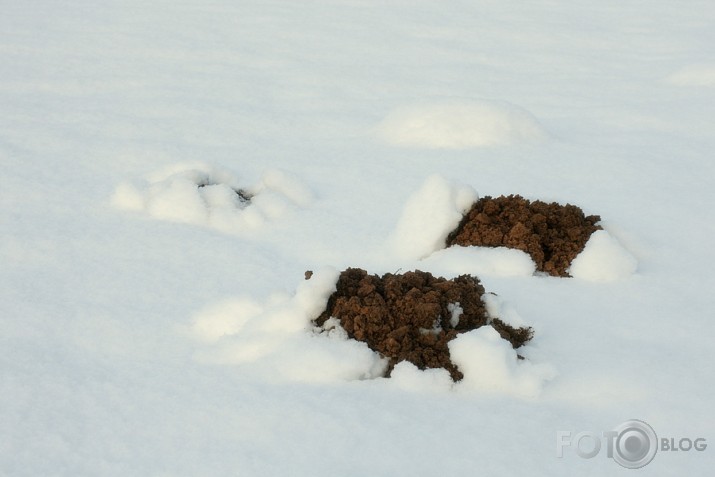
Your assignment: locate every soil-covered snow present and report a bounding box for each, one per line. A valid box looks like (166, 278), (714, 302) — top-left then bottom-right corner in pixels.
(1, 1), (714, 475)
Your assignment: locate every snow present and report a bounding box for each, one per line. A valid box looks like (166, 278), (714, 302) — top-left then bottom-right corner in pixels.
(568, 229), (638, 282)
(190, 267), (387, 383)
(449, 327), (557, 398)
(482, 292), (530, 329)
(2, 0), (714, 475)
(112, 163), (312, 235)
(378, 99), (547, 149)
(420, 245), (537, 278)
(387, 174), (477, 260)
(447, 302), (463, 328)
(389, 361), (453, 393)
(666, 64), (715, 87)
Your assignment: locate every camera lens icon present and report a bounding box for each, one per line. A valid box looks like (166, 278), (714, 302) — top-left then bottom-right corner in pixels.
(612, 420), (658, 468)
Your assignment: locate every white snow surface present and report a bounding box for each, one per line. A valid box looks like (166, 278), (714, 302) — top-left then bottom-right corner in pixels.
(449, 327), (556, 398)
(420, 245), (537, 278)
(666, 64), (715, 87)
(113, 162), (312, 235)
(190, 267), (387, 383)
(2, 1), (714, 476)
(378, 99), (547, 149)
(387, 174), (477, 260)
(568, 229), (638, 282)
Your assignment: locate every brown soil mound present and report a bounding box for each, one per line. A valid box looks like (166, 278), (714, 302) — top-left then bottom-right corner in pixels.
(312, 268), (533, 381)
(446, 195), (601, 277)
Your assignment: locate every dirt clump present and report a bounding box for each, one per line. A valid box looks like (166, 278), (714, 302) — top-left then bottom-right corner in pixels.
(313, 268), (533, 381)
(446, 195), (601, 277)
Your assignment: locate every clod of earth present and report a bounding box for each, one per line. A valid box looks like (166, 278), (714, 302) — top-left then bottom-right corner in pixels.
(446, 195), (601, 277)
(312, 268), (533, 381)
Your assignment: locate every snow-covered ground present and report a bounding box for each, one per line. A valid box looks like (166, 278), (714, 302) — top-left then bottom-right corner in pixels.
(1, 1), (714, 475)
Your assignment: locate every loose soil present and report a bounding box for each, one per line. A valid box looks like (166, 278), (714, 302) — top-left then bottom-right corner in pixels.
(312, 268), (533, 381)
(446, 195), (601, 277)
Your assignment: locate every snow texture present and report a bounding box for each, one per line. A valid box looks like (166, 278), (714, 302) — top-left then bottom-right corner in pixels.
(569, 230), (638, 282)
(389, 361), (454, 392)
(667, 64), (715, 87)
(420, 246), (537, 278)
(482, 292), (530, 329)
(388, 174), (477, 260)
(191, 268), (387, 383)
(378, 100), (547, 149)
(448, 302), (463, 328)
(449, 327), (556, 398)
(2, 0), (713, 475)
(112, 162), (312, 235)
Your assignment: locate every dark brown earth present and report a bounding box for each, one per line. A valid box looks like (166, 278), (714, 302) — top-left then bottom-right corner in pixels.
(446, 195), (601, 277)
(312, 268), (533, 381)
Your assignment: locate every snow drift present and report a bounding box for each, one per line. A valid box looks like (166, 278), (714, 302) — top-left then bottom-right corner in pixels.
(568, 229), (638, 281)
(112, 162), (313, 235)
(378, 99), (547, 149)
(388, 174), (477, 260)
(190, 268), (387, 383)
(666, 64), (715, 87)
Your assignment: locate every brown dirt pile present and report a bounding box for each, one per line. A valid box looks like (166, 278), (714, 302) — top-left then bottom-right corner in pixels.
(312, 268), (533, 381)
(446, 195), (601, 277)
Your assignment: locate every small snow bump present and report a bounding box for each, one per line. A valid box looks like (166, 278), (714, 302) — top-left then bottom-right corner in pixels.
(568, 230), (638, 282)
(449, 327), (556, 398)
(666, 64), (715, 87)
(111, 162), (312, 235)
(448, 302), (463, 328)
(378, 99), (547, 149)
(388, 174), (478, 260)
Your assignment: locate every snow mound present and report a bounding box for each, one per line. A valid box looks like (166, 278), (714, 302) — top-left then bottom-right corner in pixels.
(420, 246), (536, 278)
(482, 292), (530, 329)
(449, 327), (556, 398)
(112, 162), (312, 234)
(568, 230), (638, 281)
(378, 99), (547, 149)
(388, 174), (477, 260)
(389, 361), (453, 392)
(190, 268), (388, 383)
(666, 64), (715, 87)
